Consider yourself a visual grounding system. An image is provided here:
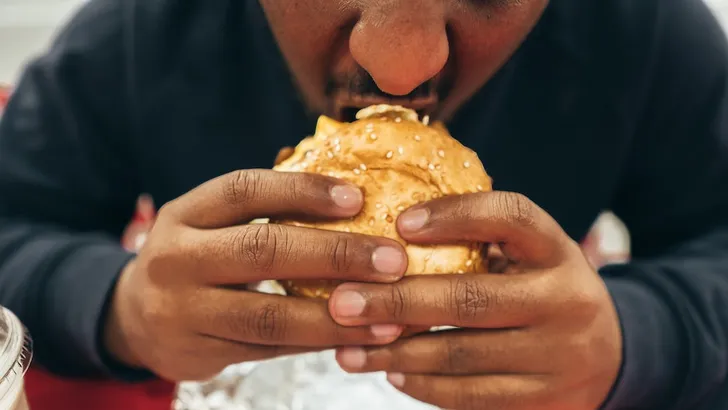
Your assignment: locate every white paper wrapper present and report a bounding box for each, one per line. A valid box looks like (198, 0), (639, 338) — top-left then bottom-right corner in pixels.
(173, 350), (438, 410)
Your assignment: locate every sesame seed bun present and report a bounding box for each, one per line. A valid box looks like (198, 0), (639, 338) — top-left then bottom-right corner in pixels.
(271, 105), (493, 299)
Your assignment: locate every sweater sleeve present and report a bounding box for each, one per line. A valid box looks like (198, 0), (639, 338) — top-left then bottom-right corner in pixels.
(599, 1), (728, 408)
(0, 0), (146, 379)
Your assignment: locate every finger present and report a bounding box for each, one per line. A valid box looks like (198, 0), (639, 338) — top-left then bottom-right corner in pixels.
(397, 191), (575, 268)
(335, 328), (550, 375)
(202, 336), (313, 364)
(173, 336), (314, 381)
(400, 326), (432, 338)
(329, 273), (555, 328)
(189, 287), (404, 347)
(183, 224), (407, 284)
(168, 169), (364, 228)
(384, 373), (546, 410)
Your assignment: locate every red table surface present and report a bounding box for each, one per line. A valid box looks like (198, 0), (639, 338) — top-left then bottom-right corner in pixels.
(25, 368), (176, 410)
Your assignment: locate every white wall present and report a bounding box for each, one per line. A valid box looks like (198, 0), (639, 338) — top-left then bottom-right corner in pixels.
(711, 0), (728, 26)
(0, 0), (85, 83)
(0, 0), (727, 84)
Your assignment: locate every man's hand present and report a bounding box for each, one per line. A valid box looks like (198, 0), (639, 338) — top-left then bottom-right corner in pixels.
(328, 191), (623, 410)
(104, 169), (408, 382)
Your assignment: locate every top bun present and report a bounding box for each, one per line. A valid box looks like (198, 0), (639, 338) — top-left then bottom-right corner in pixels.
(271, 105), (493, 299)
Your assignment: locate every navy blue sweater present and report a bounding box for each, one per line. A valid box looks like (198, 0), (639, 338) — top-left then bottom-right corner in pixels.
(0, 0), (727, 408)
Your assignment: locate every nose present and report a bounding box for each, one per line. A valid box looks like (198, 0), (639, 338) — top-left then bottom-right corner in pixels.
(349, 4), (449, 96)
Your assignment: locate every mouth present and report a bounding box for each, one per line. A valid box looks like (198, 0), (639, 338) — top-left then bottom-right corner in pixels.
(332, 92), (439, 122)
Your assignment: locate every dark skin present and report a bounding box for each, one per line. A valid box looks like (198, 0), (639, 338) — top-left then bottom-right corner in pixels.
(106, 0), (623, 408)
(106, 170), (408, 381)
(258, 0), (550, 120)
(330, 194), (622, 409)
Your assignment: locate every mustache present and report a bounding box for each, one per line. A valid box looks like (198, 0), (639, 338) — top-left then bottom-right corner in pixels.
(326, 69), (438, 100)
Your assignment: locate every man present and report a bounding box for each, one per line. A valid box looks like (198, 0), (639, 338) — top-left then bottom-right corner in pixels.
(0, 0), (726, 408)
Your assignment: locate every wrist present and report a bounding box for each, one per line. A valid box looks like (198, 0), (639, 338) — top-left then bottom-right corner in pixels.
(102, 259), (146, 370)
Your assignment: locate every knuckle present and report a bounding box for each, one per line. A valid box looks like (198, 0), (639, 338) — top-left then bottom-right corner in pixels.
(247, 303), (288, 342)
(329, 235), (356, 274)
(285, 173), (303, 199)
(386, 285), (409, 319)
(451, 195), (475, 221)
(558, 280), (602, 324)
(223, 169), (260, 206)
(238, 224), (286, 273)
(155, 201), (178, 224)
(493, 191), (537, 228)
(449, 277), (492, 325)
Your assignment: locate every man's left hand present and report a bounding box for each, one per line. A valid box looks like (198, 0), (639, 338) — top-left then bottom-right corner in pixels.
(328, 191), (623, 410)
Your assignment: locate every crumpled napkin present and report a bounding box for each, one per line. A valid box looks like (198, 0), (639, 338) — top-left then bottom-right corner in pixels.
(173, 350), (438, 410)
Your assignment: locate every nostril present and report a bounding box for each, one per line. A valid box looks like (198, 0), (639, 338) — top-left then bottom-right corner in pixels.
(349, 22), (450, 96)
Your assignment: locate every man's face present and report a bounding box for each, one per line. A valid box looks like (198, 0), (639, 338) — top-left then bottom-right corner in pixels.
(259, 0), (548, 122)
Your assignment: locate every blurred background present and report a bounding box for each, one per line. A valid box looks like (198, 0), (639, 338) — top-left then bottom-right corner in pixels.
(0, 0), (85, 83)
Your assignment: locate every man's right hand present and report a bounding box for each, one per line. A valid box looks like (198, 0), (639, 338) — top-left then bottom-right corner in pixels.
(104, 169), (408, 381)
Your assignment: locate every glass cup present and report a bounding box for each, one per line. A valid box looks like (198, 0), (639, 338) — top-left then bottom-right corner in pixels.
(0, 307), (33, 410)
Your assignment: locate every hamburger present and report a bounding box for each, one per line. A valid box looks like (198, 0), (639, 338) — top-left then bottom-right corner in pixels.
(262, 104), (493, 299)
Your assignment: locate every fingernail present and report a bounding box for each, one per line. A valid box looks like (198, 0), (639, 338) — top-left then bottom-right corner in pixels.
(330, 185), (363, 209)
(370, 324), (401, 339)
(387, 372), (405, 388)
(333, 291), (366, 317)
(372, 246), (406, 275)
(338, 347), (367, 369)
(399, 208), (429, 232)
